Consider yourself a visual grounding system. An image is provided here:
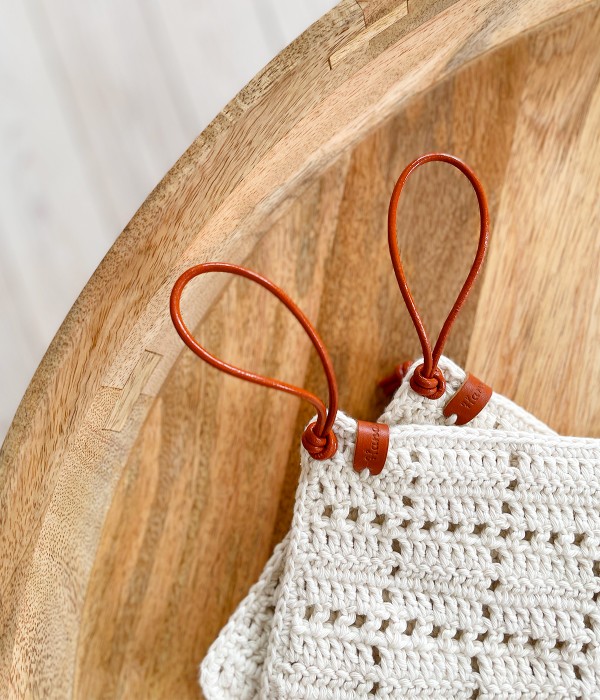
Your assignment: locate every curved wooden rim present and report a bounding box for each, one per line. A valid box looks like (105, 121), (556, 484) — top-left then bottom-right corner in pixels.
(0, 0), (595, 690)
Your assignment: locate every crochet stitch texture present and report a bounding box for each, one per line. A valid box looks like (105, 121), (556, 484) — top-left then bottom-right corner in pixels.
(202, 359), (597, 700)
(260, 425), (600, 698)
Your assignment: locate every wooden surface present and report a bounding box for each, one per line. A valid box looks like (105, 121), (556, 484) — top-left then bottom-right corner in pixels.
(1, 0), (599, 697)
(0, 0), (338, 442)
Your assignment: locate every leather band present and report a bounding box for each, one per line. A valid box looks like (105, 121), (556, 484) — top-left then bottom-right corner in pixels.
(443, 373), (492, 426)
(353, 420), (390, 475)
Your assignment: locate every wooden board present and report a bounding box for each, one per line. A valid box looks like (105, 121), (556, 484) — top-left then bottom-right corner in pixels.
(1, 0), (599, 697)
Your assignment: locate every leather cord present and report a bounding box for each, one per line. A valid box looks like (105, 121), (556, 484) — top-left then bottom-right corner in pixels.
(388, 153), (490, 399)
(170, 262), (338, 459)
(378, 359), (412, 396)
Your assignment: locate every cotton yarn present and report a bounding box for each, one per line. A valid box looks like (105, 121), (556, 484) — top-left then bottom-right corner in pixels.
(261, 418), (600, 698)
(378, 358), (555, 435)
(200, 538), (287, 699)
(201, 357), (573, 699)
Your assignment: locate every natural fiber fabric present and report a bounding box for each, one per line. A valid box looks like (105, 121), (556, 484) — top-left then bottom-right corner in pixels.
(201, 537), (287, 699)
(200, 538), (287, 699)
(379, 358), (555, 435)
(261, 420), (600, 699)
(200, 357), (556, 699)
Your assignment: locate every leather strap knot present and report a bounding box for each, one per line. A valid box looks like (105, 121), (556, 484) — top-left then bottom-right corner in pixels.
(410, 363), (446, 399)
(302, 421), (338, 460)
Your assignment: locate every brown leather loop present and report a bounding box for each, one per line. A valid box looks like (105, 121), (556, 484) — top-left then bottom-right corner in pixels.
(388, 153), (490, 399)
(302, 422), (338, 460)
(378, 359), (412, 396)
(170, 263), (338, 459)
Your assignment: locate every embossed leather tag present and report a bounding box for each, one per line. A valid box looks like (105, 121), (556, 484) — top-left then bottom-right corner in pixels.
(443, 373), (492, 426)
(353, 421), (390, 475)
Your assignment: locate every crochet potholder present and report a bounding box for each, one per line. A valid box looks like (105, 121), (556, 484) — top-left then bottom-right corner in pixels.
(173, 154), (597, 700)
(259, 412), (600, 699)
(200, 357), (556, 699)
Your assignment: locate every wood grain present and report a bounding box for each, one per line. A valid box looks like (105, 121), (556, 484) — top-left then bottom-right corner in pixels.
(329, 2), (408, 68)
(357, 0), (401, 24)
(104, 352), (162, 432)
(0, 0), (338, 442)
(74, 159), (350, 699)
(0, 0), (599, 697)
(467, 9), (600, 435)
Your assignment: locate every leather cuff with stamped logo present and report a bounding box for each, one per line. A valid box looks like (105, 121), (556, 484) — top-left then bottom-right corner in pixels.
(443, 373), (492, 425)
(353, 420), (390, 475)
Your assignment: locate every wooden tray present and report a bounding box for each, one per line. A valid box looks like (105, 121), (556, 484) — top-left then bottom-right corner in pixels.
(1, 0), (599, 696)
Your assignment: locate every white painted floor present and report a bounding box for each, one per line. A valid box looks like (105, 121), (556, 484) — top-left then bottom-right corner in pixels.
(0, 0), (338, 442)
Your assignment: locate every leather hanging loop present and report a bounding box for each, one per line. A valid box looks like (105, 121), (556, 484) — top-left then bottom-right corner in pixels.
(388, 153), (490, 400)
(378, 359), (413, 396)
(170, 263), (338, 460)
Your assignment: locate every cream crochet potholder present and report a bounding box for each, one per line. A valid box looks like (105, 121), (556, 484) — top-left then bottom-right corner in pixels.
(200, 357), (559, 699)
(260, 411), (600, 697)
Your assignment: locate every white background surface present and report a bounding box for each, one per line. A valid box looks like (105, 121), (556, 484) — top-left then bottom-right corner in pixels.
(0, 0), (338, 442)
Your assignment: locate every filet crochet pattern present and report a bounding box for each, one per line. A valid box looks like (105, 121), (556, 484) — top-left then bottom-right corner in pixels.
(201, 358), (559, 699)
(261, 420), (600, 699)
